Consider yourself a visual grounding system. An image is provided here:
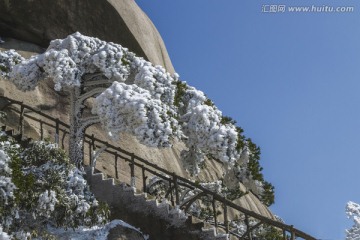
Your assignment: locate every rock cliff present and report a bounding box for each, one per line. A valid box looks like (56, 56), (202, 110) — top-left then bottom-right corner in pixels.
(0, 0), (174, 73)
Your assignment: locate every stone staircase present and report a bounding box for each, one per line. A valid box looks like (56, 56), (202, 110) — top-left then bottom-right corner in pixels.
(85, 166), (228, 240)
(1, 124), (227, 239)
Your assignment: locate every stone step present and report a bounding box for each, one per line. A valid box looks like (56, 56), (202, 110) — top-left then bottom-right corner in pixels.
(145, 199), (158, 208)
(91, 173), (105, 181)
(102, 178), (115, 186)
(85, 166), (229, 240)
(133, 192), (147, 201)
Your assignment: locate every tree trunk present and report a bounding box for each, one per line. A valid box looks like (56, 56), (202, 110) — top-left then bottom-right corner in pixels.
(68, 87), (84, 168)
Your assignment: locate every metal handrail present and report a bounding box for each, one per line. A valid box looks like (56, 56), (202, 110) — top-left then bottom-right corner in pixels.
(0, 96), (317, 240)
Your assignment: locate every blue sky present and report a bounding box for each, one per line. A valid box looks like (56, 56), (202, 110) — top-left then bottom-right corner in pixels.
(136, 0), (360, 239)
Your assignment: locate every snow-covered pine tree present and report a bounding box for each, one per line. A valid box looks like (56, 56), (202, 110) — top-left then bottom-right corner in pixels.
(0, 32), (273, 205)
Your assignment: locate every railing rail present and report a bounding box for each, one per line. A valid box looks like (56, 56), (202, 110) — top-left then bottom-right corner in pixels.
(0, 96), (317, 240)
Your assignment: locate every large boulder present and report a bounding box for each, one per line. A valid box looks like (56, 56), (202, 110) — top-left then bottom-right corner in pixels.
(0, 0), (175, 73)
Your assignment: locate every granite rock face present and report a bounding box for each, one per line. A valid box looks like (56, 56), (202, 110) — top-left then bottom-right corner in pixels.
(0, 0), (174, 73)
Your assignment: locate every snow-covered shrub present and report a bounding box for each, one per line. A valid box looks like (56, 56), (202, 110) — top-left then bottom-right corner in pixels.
(0, 136), (19, 232)
(92, 82), (177, 147)
(0, 149), (15, 204)
(0, 133), (109, 238)
(346, 201), (360, 239)
(222, 138), (275, 206)
(0, 50), (24, 79)
(133, 57), (176, 106)
(175, 84), (239, 176)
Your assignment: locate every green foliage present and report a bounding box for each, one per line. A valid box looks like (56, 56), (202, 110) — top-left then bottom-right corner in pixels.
(261, 181), (275, 206)
(255, 225), (284, 240)
(246, 138), (275, 206)
(222, 186), (248, 201)
(0, 65), (9, 73)
(173, 80), (214, 108)
(204, 98), (214, 107)
(172, 80), (275, 206)
(121, 56), (130, 66)
(235, 126), (245, 152)
(0, 135), (110, 237)
(247, 139), (263, 181)
(198, 206), (221, 221)
(21, 141), (69, 166)
(219, 179), (248, 201)
(219, 116), (246, 152)
(86, 201), (110, 225)
(221, 116), (237, 125)
(10, 153), (36, 208)
(173, 80), (188, 108)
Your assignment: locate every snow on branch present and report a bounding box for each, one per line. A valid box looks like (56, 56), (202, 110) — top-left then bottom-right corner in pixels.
(92, 82), (178, 148)
(133, 57), (176, 106)
(346, 201), (360, 239)
(0, 50), (24, 78)
(0, 32), (262, 184)
(178, 85), (239, 175)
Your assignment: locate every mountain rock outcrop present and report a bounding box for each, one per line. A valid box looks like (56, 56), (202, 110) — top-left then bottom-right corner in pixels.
(0, 0), (174, 73)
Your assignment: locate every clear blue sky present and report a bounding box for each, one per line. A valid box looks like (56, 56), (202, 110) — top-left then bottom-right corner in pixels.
(136, 0), (360, 239)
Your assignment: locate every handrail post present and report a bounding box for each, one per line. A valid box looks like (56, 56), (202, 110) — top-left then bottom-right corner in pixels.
(91, 134), (95, 150)
(40, 120), (43, 140)
(130, 153), (135, 187)
(212, 197), (218, 234)
(18, 103), (24, 136)
(55, 118), (59, 144)
(88, 141), (92, 167)
(90, 134), (95, 167)
(61, 132), (66, 149)
(115, 154), (119, 179)
(290, 226), (295, 240)
(168, 180), (174, 206)
(173, 172), (180, 206)
(142, 166), (147, 192)
(283, 230), (287, 240)
(223, 202), (229, 233)
(245, 214), (252, 240)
